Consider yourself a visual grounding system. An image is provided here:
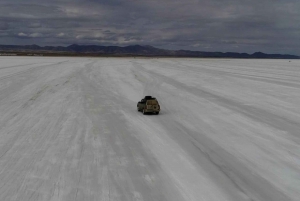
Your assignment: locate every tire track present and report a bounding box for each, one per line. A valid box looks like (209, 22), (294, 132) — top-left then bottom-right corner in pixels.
(135, 64), (300, 140)
(151, 60), (300, 89)
(0, 61), (68, 81)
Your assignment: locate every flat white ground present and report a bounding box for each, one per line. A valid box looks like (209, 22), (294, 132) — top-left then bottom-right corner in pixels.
(0, 56), (299, 201)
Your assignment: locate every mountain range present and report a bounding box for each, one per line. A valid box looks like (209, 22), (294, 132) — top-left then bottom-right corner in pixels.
(0, 44), (299, 59)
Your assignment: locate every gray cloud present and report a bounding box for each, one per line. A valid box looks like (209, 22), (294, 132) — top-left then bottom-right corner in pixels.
(0, 0), (299, 54)
(0, 22), (9, 30)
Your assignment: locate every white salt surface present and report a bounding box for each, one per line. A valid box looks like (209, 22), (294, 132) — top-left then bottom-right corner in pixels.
(0, 56), (299, 201)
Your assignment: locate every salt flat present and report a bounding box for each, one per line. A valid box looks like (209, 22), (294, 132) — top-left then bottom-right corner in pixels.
(0, 56), (299, 201)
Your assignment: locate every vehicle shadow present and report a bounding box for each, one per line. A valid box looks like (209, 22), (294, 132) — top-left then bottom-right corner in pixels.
(137, 111), (165, 115)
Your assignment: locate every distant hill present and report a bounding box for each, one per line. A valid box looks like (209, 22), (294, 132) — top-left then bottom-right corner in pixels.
(0, 44), (299, 59)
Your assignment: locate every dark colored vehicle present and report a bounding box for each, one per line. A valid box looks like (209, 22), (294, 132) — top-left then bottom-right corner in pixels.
(137, 96), (160, 115)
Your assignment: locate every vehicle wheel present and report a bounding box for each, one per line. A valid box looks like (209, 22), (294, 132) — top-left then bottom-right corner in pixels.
(143, 109), (147, 115)
(156, 112), (159, 115)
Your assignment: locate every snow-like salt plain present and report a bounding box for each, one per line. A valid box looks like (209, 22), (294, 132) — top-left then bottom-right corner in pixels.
(0, 56), (299, 201)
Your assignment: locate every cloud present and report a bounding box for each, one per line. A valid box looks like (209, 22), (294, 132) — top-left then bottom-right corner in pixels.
(29, 33), (42, 38)
(0, 0), (299, 54)
(18, 32), (28, 37)
(57, 33), (65, 37)
(0, 22), (9, 30)
(28, 22), (42, 28)
(17, 32), (42, 38)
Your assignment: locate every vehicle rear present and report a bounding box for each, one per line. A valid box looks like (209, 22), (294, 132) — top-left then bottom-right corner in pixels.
(144, 99), (160, 114)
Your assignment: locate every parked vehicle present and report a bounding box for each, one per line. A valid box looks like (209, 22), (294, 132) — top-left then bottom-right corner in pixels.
(137, 96), (160, 115)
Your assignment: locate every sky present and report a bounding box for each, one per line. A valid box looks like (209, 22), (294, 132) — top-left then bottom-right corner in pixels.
(0, 0), (300, 55)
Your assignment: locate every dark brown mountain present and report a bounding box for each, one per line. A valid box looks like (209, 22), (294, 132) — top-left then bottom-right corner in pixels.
(0, 44), (299, 59)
